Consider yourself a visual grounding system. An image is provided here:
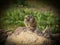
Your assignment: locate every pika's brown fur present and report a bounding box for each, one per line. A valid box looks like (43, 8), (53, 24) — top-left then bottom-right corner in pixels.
(24, 15), (37, 31)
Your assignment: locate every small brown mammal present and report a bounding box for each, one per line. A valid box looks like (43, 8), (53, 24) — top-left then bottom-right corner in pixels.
(24, 15), (37, 31)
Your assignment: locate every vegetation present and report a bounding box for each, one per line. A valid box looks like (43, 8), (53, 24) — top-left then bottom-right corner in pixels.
(0, 4), (59, 33)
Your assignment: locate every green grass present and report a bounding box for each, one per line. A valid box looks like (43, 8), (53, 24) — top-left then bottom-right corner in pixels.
(0, 5), (59, 33)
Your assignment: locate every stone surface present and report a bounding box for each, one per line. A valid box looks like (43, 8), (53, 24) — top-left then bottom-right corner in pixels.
(5, 27), (53, 45)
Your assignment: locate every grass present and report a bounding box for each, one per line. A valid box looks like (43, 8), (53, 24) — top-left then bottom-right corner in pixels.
(0, 5), (59, 33)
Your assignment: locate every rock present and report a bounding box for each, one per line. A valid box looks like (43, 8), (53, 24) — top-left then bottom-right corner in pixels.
(34, 29), (43, 36)
(5, 28), (53, 45)
(13, 27), (26, 35)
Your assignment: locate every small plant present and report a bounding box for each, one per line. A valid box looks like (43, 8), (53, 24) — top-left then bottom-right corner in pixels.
(1, 5), (59, 33)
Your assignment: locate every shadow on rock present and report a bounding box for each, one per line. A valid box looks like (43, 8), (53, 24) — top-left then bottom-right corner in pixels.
(0, 29), (8, 45)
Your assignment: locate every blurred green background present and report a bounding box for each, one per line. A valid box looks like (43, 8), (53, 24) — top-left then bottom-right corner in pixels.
(0, 0), (59, 33)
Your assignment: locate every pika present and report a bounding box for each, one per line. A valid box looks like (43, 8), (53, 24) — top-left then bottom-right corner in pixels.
(24, 15), (37, 31)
